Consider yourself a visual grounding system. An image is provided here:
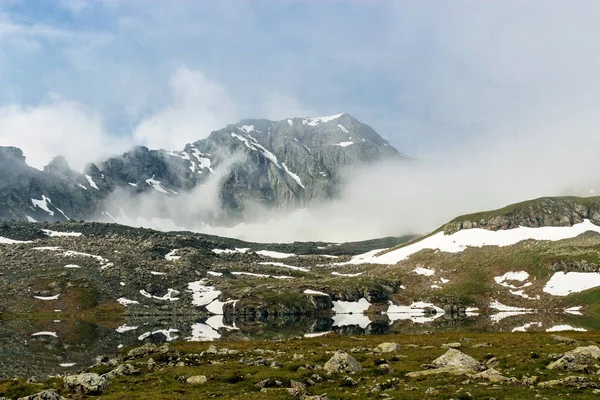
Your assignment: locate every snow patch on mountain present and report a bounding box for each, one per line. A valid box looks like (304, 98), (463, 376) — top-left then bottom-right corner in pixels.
(145, 175), (168, 194)
(85, 175), (99, 190)
(543, 271), (600, 296)
(303, 113), (345, 126)
(282, 163), (305, 188)
(347, 219), (600, 265)
(31, 195), (54, 216)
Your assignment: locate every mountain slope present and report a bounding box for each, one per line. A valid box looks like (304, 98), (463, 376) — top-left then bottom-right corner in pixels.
(0, 113), (405, 225)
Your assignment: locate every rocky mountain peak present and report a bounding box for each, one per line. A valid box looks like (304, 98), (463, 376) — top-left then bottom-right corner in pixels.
(0, 146), (26, 164)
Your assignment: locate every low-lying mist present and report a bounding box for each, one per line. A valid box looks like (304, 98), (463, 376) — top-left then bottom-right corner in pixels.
(100, 109), (600, 244)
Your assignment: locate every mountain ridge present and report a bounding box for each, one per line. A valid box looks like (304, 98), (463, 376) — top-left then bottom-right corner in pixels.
(0, 113), (406, 226)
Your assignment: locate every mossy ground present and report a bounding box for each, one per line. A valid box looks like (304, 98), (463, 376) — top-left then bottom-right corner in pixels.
(3, 332), (600, 399)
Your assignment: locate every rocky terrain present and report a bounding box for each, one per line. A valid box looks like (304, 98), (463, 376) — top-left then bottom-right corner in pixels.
(3, 332), (600, 399)
(0, 113), (406, 226)
(3, 196), (600, 382)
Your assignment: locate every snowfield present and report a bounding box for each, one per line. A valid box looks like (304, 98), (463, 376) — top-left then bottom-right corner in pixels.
(346, 219), (600, 265)
(543, 272), (600, 296)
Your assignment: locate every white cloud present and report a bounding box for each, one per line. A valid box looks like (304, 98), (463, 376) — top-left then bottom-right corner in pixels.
(0, 99), (132, 171)
(132, 67), (239, 150)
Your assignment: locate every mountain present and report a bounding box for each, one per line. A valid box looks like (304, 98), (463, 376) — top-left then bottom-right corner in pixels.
(0, 113), (405, 225)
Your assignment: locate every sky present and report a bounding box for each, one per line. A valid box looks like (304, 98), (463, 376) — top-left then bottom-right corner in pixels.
(2, 0), (599, 170)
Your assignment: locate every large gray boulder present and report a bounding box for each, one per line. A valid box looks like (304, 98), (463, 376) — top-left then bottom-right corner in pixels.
(547, 345), (600, 372)
(64, 373), (109, 395)
(102, 363), (139, 379)
(323, 351), (362, 374)
(407, 349), (482, 379)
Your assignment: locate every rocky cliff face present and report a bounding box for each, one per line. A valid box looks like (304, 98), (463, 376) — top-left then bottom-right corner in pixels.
(0, 113), (405, 224)
(442, 197), (600, 234)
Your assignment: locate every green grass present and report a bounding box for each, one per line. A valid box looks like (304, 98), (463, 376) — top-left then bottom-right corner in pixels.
(5, 332), (600, 399)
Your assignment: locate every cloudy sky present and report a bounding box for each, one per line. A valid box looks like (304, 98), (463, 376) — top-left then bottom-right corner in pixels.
(1, 0), (599, 170)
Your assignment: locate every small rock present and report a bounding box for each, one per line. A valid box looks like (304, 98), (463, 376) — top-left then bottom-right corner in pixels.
(472, 342), (492, 348)
(551, 335), (576, 345)
(206, 345), (218, 355)
(547, 345), (600, 372)
(127, 343), (158, 359)
(340, 376), (357, 387)
(522, 376), (538, 385)
(17, 389), (61, 400)
(472, 368), (508, 383)
(442, 342), (462, 349)
(425, 387), (439, 395)
(187, 375), (207, 385)
(102, 363), (139, 379)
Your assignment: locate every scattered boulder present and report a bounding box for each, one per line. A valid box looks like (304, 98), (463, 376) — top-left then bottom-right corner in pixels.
(471, 368), (508, 383)
(17, 390), (61, 400)
(64, 373), (109, 395)
(323, 351), (362, 374)
(430, 348), (482, 372)
(407, 349), (482, 378)
(102, 363), (139, 379)
(127, 343), (159, 359)
(442, 342), (462, 349)
(538, 375), (596, 388)
(187, 375), (207, 385)
(375, 342), (401, 353)
(551, 335), (576, 345)
(547, 345), (600, 372)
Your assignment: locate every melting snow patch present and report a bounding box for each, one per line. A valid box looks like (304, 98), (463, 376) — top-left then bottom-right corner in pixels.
(212, 248), (249, 255)
(304, 331), (332, 338)
(59, 363), (76, 367)
(512, 322), (543, 332)
(64, 264), (81, 269)
(31, 195), (54, 215)
(188, 280), (236, 314)
(332, 298), (371, 314)
(34, 294), (60, 300)
(489, 300), (534, 323)
(413, 267), (435, 276)
(85, 175), (99, 190)
(0, 237), (31, 244)
(546, 325), (587, 332)
(303, 289), (329, 296)
(78, 184), (88, 190)
(139, 289), (179, 301)
(146, 175), (168, 193)
(26, 215), (37, 223)
(282, 162), (305, 188)
(333, 141), (354, 147)
(385, 301), (446, 324)
(259, 261), (309, 272)
(165, 249), (180, 261)
(206, 315), (238, 331)
(188, 323), (221, 341)
(543, 272), (600, 296)
(332, 314), (371, 329)
(349, 219), (600, 265)
(150, 271), (166, 276)
(138, 329), (179, 342)
(115, 324), (138, 333)
(337, 124), (349, 133)
(32, 331), (58, 338)
(331, 272), (363, 277)
(239, 124), (255, 133)
(231, 272), (293, 279)
(207, 271), (223, 277)
(128, 182), (137, 187)
(564, 306), (583, 315)
(117, 298), (139, 306)
(256, 250), (295, 259)
(42, 229), (82, 237)
(287, 119), (293, 127)
(494, 271), (530, 289)
(465, 307), (479, 316)
(303, 113), (344, 126)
